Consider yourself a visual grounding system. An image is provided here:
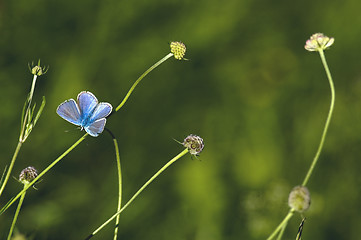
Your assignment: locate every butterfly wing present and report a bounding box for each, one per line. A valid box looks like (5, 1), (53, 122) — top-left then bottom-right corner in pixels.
(89, 103), (113, 123)
(56, 99), (81, 126)
(85, 118), (106, 137)
(77, 91), (98, 121)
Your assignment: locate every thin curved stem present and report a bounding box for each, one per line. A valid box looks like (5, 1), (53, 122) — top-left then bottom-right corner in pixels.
(0, 133), (88, 214)
(266, 209), (295, 240)
(0, 142), (22, 197)
(302, 50), (335, 186)
(85, 148), (189, 240)
(276, 223), (287, 240)
(7, 184), (27, 240)
(115, 53), (174, 112)
(112, 138), (122, 240)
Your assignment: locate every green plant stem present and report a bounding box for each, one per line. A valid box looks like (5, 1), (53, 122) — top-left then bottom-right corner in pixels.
(276, 223), (287, 240)
(7, 184), (27, 240)
(28, 75), (38, 105)
(0, 133), (88, 214)
(19, 74), (37, 142)
(85, 148), (189, 240)
(115, 53), (174, 112)
(112, 138), (122, 240)
(0, 142), (22, 198)
(267, 209), (295, 240)
(302, 49), (335, 187)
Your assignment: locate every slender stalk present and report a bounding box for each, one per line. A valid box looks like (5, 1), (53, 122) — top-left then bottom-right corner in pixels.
(85, 148), (189, 240)
(276, 223), (287, 240)
(7, 184), (27, 240)
(302, 49), (335, 186)
(115, 53), (174, 112)
(19, 75), (37, 142)
(112, 138), (122, 240)
(267, 209), (295, 240)
(0, 142), (22, 197)
(0, 134), (88, 214)
(28, 75), (38, 106)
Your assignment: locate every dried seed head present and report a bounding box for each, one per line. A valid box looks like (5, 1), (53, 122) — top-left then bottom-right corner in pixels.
(305, 33), (334, 52)
(19, 166), (38, 185)
(288, 186), (311, 212)
(170, 41), (187, 60)
(183, 134), (204, 155)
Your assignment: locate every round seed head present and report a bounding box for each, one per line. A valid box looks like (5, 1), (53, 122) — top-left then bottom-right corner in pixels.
(183, 134), (204, 155)
(288, 186), (311, 212)
(19, 166), (38, 185)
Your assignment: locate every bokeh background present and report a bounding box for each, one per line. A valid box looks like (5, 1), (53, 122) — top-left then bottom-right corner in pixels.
(1, 0), (361, 239)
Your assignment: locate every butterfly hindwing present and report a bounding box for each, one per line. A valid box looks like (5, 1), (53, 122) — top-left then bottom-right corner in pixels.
(56, 99), (81, 126)
(85, 118), (107, 137)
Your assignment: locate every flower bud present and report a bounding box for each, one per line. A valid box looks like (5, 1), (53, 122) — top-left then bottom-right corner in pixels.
(305, 33), (334, 52)
(170, 41), (187, 60)
(28, 60), (49, 76)
(288, 186), (311, 212)
(183, 134), (204, 155)
(19, 166), (38, 185)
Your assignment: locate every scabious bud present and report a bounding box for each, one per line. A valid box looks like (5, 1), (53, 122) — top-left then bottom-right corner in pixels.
(170, 41), (187, 60)
(183, 134), (204, 155)
(29, 60), (49, 76)
(19, 166), (38, 185)
(288, 186), (311, 212)
(305, 33), (334, 52)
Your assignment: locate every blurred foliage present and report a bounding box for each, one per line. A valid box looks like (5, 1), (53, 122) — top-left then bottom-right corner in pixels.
(1, 0), (361, 239)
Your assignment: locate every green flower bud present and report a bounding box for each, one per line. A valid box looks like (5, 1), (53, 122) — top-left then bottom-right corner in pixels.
(170, 41), (187, 60)
(28, 60), (49, 76)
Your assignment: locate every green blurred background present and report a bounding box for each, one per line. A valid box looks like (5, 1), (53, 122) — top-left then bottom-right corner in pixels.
(1, 0), (361, 239)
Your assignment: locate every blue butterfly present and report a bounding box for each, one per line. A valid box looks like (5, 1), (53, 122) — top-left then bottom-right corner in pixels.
(56, 91), (113, 137)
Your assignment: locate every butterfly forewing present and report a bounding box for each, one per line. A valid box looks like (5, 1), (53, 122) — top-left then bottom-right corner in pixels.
(77, 91), (98, 120)
(56, 99), (82, 126)
(85, 118), (106, 137)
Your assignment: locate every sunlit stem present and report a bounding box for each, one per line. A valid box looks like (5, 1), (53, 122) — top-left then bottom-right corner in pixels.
(113, 137), (122, 240)
(7, 184), (28, 240)
(0, 134), (88, 214)
(85, 148), (189, 240)
(302, 49), (335, 186)
(19, 74), (37, 142)
(267, 209), (295, 240)
(115, 53), (174, 112)
(276, 223), (287, 240)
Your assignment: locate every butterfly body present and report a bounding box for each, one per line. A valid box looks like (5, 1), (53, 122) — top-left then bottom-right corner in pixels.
(56, 91), (112, 137)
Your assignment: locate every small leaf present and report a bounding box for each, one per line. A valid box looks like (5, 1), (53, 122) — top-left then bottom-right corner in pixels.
(33, 96), (46, 126)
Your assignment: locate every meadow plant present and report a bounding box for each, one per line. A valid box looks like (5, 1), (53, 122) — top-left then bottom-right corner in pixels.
(0, 61), (47, 199)
(0, 42), (200, 240)
(266, 33), (335, 240)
